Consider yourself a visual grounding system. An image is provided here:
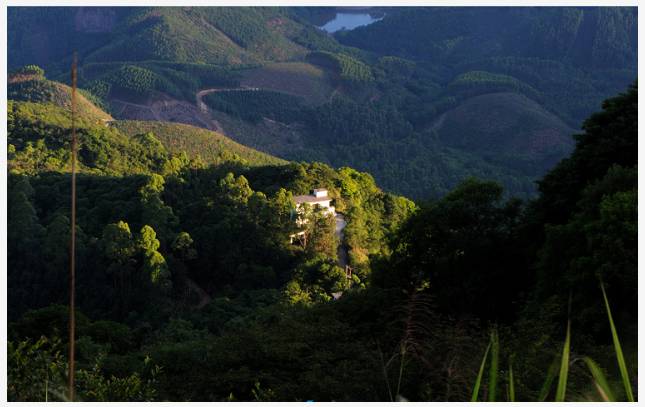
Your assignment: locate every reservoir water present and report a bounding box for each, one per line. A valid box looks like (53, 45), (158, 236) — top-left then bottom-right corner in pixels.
(319, 12), (383, 33)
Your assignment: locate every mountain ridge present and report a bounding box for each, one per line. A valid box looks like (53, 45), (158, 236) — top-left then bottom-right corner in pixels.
(8, 7), (637, 200)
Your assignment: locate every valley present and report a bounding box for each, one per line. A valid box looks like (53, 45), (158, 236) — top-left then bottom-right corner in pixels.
(9, 7), (635, 199)
(6, 6), (638, 402)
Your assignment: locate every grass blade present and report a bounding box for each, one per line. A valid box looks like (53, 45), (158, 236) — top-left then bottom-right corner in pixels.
(600, 283), (634, 402)
(471, 339), (491, 402)
(555, 319), (571, 402)
(508, 359), (515, 402)
(538, 355), (559, 401)
(488, 330), (499, 401)
(395, 343), (406, 400)
(581, 356), (615, 401)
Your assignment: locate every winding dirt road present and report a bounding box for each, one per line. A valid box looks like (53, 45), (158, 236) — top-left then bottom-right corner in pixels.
(195, 87), (261, 133)
(196, 87), (260, 113)
(335, 213), (348, 269)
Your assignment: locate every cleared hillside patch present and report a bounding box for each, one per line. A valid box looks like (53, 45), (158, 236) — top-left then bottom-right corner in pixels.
(240, 62), (336, 105)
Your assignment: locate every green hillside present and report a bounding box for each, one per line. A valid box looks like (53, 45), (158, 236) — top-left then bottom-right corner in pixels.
(8, 69), (421, 402)
(7, 80), (636, 403)
(9, 67), (113, 124)
(7, 7), (365, 105)
(113, 120), (287, 167)
(337, 7), (637, 126)
(434, 92), (575, 171)
(8, 74), (287, 175)
(8, 7), (339, 103)
(9, 100), (167, 176)
(9, 7), (307, 69)
(337, 7), (637, 69)
(7, 6), (637, 201)
(240, 62), (336, 105)
(5, 9), (638, 401)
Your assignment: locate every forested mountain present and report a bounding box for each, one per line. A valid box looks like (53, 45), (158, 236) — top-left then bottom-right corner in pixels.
(8, 70), (285, 171)
(8, 74), (637, 401)
(337, 8), (637, 69)
(6, 7), (638, 401)
(336, 7), (636, 125)
(8, 7), (637, 199)
(7, 70), (417, 400)
(9, 7), (310, 68)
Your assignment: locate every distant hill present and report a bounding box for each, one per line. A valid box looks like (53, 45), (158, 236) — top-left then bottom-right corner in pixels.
(337, 8), (637, 69)
(7, 7), (638, 200)
(7, 7), (365, 103)
(336, 7), (637, 127)
(434, 92), (575, 173)
(8, 7), (341, 72)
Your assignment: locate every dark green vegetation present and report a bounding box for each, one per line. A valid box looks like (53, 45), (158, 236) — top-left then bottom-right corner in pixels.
(321, 7), (636, 198)
(203, 90), (306, 125)
(8, 7), (637, 200)
(306, 51), (374, 84)
(8, 35), (637, 400)
(335, 7), (636, 128)
(8, 82), (416, 400)
(80, 62), (240, 102)
(9, 7), (306, 68)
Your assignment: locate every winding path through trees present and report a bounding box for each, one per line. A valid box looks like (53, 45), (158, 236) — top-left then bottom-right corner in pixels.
(335, 213), (348, 269)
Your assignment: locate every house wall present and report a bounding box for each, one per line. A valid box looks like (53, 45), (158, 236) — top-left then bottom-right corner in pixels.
(295, 201), (335, 219)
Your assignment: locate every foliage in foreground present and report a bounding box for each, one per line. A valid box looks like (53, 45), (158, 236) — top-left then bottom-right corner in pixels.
(6, 80), (636, 400)
(8, 336), (160, 401)
(469, 283), (633, 402)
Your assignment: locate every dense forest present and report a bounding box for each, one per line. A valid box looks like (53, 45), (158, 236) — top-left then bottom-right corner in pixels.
(6, 6), (639, 402)
(7, 7), (637, 200)
(7, 48), (638, 401)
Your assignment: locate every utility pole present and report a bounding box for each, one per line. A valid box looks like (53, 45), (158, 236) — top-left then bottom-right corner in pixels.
(68, 51), (78, 402)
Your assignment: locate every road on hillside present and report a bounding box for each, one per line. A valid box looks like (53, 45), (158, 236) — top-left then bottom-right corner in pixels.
(195, 87), (260, 133)
(331, 213), (349, 301)
(196, 87), (260, 113)
(335, 213), (348, 269)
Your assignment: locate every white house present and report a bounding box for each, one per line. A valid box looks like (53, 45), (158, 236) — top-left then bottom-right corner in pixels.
(293, 188), (335, 217)
(290, 188), (336, 243)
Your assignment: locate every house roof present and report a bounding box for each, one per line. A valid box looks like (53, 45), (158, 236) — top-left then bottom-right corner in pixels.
(294, 195), (332, 204)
